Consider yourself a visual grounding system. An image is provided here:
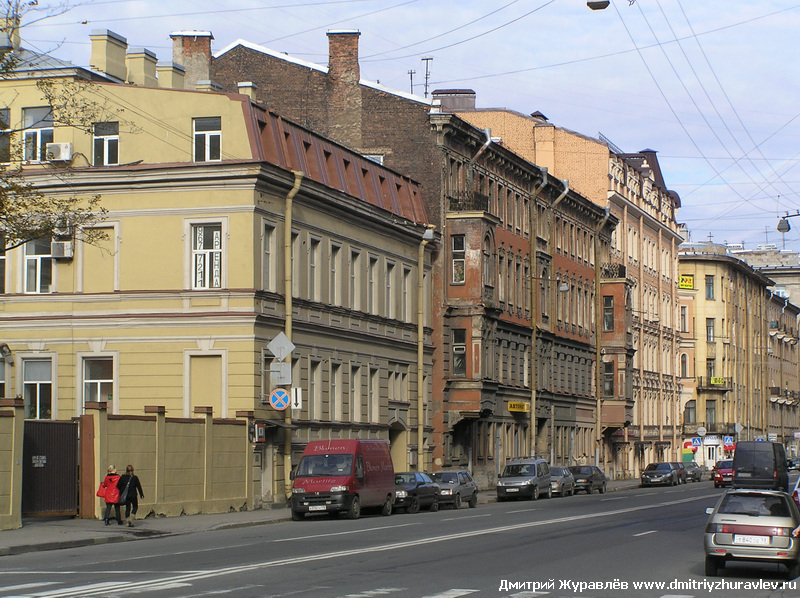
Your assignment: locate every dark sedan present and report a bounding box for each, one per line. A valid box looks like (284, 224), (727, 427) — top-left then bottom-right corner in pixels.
(568, 465), (607, 494)
(641, 462), (679, 487)
(394, 472), (439, 513)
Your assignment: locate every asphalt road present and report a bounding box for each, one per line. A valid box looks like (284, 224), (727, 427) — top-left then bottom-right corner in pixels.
(1, 481), (799, 598)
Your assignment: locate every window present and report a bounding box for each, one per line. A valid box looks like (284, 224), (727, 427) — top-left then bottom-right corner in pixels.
(193, 117), (221, 162)
(0, 357), (4, 397)
(263, 222), (276, 291)
(451, 235), (465, 284)
(309, 360), (321, 420)
(483, 235), (494, 287)
(0, 239), (5, 294)
(603, 296), (614, 332)
(603, 362), (614, 397)
(680, 353), (688, 378)
(93, 121), (119, 166)
(705, 275), (715, 300)
(706, 358), (715, 379)
(331, 363), (342, 421)
(368, 256), (378, 314)
(84, 358), (113, 404)
(350, 250), (361, 310)
(386, 261), (395, 318)
(22, 107), (53, 162)
(452, 328), (466, 377)
(684, 400), (696, 424)
(680, 305), (688, 332)
(25, 238), (52, 294)
(0, 107), (10, 162)
(706, 400), (716, 425)
(23, 359), (52, 419)
(706, 318), (715, 342)
(309, 237), (320, 301)
(369, 367), (380, 423)
(330, 243), (342, 306)
(402, 266), (411, 322)
(192, 224), (222, 289)
(350, 364), (361, 422)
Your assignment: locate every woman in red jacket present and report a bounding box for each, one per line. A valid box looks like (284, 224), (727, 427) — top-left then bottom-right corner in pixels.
(101, 465), (123, 525)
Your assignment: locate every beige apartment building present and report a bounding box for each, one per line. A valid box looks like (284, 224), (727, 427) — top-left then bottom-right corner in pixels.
(1, 30), (434, 507)
(442, 92), (683, 478)
(678, 243), (800, 467)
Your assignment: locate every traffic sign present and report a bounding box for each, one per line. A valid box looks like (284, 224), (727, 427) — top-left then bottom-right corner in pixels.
(723, 436), (734, 447)
(692, 437), (702, 447)
(268, 332), (295, 362)
(696, 426), (707, 437)
(269, 388), (290, 411)
(291, 387), (302, 410)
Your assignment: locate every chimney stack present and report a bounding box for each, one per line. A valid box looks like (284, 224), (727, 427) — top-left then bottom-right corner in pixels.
(170, 30), (213, 90)
(126, 48), (158, 86)
(431, 89), (476, 113)
(326, 30), (362, 150)
(90, 30), (128, 81)
(156, 62), (185, 89)
(0, 13), (20, 52)
(237, 81), (257, 102)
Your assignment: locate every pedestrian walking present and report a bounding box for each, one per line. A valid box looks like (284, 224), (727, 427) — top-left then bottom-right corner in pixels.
(118, 464), (145, 527)
(101, 465), (123, 525)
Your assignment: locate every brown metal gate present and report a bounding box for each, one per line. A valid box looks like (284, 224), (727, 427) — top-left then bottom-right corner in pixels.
(22, 420), (79, 516)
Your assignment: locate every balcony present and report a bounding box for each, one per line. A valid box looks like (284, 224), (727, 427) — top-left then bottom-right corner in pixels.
(696, 376), (732, 391)
(601, 262), (626, 279)
(448, 191), (489, 212)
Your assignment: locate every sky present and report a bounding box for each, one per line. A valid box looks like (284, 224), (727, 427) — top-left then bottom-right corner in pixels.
(17, 0), (800, 253)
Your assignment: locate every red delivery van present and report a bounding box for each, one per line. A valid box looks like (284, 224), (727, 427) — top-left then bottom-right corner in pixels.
(290, 439), (395, 520)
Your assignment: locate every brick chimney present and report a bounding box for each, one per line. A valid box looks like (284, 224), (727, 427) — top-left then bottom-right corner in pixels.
(126, 48), (158, 86)
(170, 30), (213, 90)
(89, 30), (128, 81)
(326, 30), (362, 150)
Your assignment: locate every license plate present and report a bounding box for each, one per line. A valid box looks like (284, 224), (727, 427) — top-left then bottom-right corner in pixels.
(736, 472), (751, 477)
(506, 488), (519, 493)
(734, 534), (770, 546)
(308, 505), (326, 511)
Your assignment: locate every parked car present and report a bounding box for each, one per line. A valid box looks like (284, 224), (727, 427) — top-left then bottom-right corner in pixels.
(788, 457), (800, 471)
(640, 462), (679, 487)
(496, 458), (551, 501)
(549, 466), (575, 497)
(704, 488), (800, 578)
(684, 461), (704, 482)
(791, 476), (800, 507)
(713, 459), (735, 488)
(568, 465), (607, 494)
(394, 472), (439, 513)
(430, 470), (478, 509)
(671, 461), (688, 484)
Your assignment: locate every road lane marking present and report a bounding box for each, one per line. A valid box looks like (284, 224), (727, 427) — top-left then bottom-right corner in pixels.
(633, 530), (658, 537)
(0, 584), (59, 592)
(508, 508), (540, 513)
(441, 513), (492, 522)
(274, 522), (420, 542)
(600, 496), (627, 501)
(421, 590), (479, 597)
(5, 493), (718, 598)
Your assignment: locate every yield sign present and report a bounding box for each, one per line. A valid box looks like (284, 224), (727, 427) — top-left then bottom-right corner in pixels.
(269, 388), (290, 411)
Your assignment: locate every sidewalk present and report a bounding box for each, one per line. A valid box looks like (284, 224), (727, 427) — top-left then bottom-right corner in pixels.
(0, 478), (640, 556)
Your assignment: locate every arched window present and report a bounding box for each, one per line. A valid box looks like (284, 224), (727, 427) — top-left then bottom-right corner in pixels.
(483, 235), (494, 288)
(680, 353), (688, 378)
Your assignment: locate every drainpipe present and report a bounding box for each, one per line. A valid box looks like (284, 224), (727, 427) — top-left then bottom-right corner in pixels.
(467, 129), (493, 204)
(529, 170), (547, 457)
(594, 206), (611, 469)
(553, 179), (569, 208)
(284, 170), (304, 500)
(418, 225), (435, 470)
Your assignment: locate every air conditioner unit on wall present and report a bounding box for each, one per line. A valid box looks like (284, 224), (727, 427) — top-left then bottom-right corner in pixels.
(51, 240), (74, 259)
(45, 142), (73, 162)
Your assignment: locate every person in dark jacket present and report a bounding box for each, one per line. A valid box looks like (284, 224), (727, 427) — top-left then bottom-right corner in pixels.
(117, 464), (145, 527)
(101, 465), (122, 525)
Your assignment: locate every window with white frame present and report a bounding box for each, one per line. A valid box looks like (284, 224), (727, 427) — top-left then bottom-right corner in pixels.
(330, 242), (342, 305)
(368, 256), (378, 314)
(350, 364), (361, 422)
(84, 357), (113, 404)
(451, 235), (465, 284)
(350, 249), (361, 310)
(25, 238), (52, 294)
(193, 117), (221, 162)
(385, 261), (395, 318)
(309, 359), (321, 420)
(93, 121), (119, 166)
(402, 266), (411, 322)
(0, 107), (10, 162)
(369, 366), (380, 423)
(309, 237), (320, 302)
(192, 223), (222, 289)
(291, 232), (300, 297)
(452, 328), (466, 377)
(331, 362), (342, 421)
(23, 359), (52, 419)
(22, 107), (53, 162)
(263, 222), (276, 291)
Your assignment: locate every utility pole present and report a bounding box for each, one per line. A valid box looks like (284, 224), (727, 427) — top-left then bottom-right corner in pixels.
(408, 69), (415, 95)
(422, 57), (433, 98)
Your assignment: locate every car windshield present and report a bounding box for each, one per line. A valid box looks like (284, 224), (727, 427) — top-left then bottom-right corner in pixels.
(551, 467), (568, 476)
(432, 472), (458, 484)
(569, 466), (593, 475)
(295, 454), (353, 477)
(502, 464), (535, 477)
(645, 463), (671, 472)
(717, 460), (733, 469)
(395, 473), (416, 485)
(719, 493), (792, 517)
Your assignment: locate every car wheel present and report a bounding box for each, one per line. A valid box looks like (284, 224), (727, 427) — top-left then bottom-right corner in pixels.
(714, 482), (719, 488)
(705, 555), (721, 577)
(546, 486), (553, 499)
(787, 560), (800, 580)
(408, 496), (420, 514)
(453, 493), (462, 509)
(569, 485), (575, 496)
(599, 483), (606, 494)
(468, 493), (478, 508)
(291, 510), (304, 521)
(429, 497), (439, 512)
(381, 495), (393, 516)
(672, 477), (678, 486)
(347, 496), (361, 520)
(532, 486), (539, 500)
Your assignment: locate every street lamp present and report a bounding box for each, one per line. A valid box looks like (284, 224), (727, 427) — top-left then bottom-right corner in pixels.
(587, 1), (610, 9)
